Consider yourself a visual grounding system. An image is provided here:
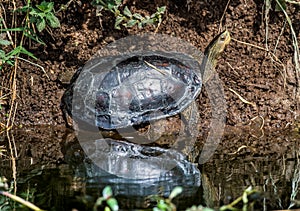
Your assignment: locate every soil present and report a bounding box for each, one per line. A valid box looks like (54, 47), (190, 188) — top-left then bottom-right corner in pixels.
(0, 0), (300, 130)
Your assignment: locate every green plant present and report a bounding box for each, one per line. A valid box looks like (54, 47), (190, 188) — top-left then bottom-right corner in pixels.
(92, 0), (166, 29)
(219, 186), (260, 211)
(0, 1), (60, 69)
(94, 186), (119, 211)
(28, 1), (61, 32)
(16, 1), (60, 32)
(264, 0), (299, 80)
(274, 0), (300, 75)
(0, 33), (14, 67)
(0, 45), (37, 70)
(0, 0), (60, 128)
(153, 186), (182, 211)
(0, 176), (43, 211)
(0, 1), (60, 70)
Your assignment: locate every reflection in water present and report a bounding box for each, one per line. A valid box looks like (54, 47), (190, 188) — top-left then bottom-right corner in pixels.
(0, 128), (300, 210)
(66, 138), (201, 209)
(79, 139), (201, 179)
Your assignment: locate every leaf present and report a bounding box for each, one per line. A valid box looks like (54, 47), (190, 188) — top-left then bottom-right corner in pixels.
(141, 18), (153, 25)
(157, 199), (169, 210)
(30, 8), (45, 18)
(36, 3), (47, 12)
(169, 186), (182, 200)
(0, 39), (11, 46)
(15, 5), (31, 13)
(114, 9), (121, 16)
(242, 190), (248, 204)
(104, 207), (111, 211)
(46, 13), (61, 28)
(203, 208), (215, 211)
(107, 198), (119, 211)
(95, 5), (104, 16)
(23, 29), (46, 45)
(107, 0), (119, 11)
(45, 1), (54, 12)
(275, 0), (287, 11)
(150, 13), (156, 19)
(102, 186), (113, 200)
(157, 6), (166, 14)
(125, 19), (137, 27)
(0, 49), (5, 56)
(19, 47), (38, 60)
(0, 27), (26, 32)
(37, 1), (54, 13)
(36, 18), (46, 32)
(7, 60), (15, 66)
(94, 197), (105, 207)
(133, 13), (143, 20)
(114, 0), (122, 7)
(29, 16), (38, 24)
(92, 0), (105, 6)
(6, 46), (22, 57)
(137, 22), (143, 29)
(123, 6), (132, 17)
(0, 50), (15, 66)
(114, 15), (124, 29)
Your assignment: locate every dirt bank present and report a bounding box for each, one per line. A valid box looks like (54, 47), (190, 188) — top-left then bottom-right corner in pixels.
(0, 0), (299, 130)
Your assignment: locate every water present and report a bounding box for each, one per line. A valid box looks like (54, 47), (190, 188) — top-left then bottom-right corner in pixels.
(0, 127), (299, 210)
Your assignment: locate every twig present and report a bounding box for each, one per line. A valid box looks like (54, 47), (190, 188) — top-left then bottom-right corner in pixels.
(0, 5), (14, 46)
(286, 0), (300, 5)
(228, 145), (255, 155)
(154, 19), (162, 34)
(6, 63), (17, 129)
(232, 37), (286, 71)
(219, 0), (231, 33)
(264, 0), (271, 51)
(220, 187), (259, 211)
(56, 0), (75, 13)
(6, 130), (17, 194)
(274, 20), (286, 54)
(274, 0), (300, 93)
(0, 145), (7, 157)
(251, 116), (265, 130)
(228, 87), (256, 108)
(144, 60), (166, 75)
(16, 56), (50, 79)
(12, 0), (17, 48)
(0, 191), (44, 211)
(232, 37), (267, 52)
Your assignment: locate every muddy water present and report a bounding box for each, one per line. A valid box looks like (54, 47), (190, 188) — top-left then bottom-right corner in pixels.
(0, 127), (299, 211)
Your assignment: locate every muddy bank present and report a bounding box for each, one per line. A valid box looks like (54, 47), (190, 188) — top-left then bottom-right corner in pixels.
(0, 0), (299, 130)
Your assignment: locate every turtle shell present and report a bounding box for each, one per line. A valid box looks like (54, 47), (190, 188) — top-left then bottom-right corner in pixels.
(62, 52), (202, 129)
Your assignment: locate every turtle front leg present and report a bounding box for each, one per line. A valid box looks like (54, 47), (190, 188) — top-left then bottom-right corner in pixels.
(181, 102), (200, 138)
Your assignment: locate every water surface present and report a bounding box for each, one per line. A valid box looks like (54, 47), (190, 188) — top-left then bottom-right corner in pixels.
(0, 127), (299, 210)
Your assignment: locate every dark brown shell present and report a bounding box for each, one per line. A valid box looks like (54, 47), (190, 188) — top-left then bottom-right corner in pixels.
(62, 52), (202, 129)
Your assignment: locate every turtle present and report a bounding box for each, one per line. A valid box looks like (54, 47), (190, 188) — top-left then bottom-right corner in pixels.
(61, 30), (231, 132)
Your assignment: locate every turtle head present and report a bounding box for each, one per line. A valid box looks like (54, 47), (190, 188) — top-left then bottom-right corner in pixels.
(204, 30), (231, 67)
(200, 30), (230, 82)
